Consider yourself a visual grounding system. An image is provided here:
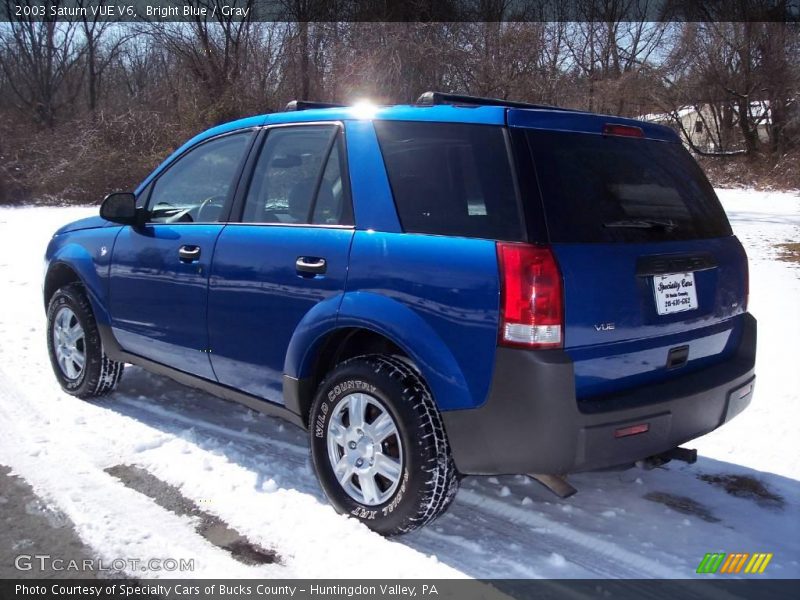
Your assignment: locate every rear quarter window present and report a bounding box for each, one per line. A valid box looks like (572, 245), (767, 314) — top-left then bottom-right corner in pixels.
(522, 130), (732, 243)
(375, 121), (523, 241)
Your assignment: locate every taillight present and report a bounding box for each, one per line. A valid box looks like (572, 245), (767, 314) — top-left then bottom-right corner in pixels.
(497, 243), (563, 349)
(603, 123), (644, 138)
(743, 255), (750, 311)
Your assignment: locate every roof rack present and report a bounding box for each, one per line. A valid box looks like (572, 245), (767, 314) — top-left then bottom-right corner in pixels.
(416, 91), (578, 112)
(285, 100), (346, 111)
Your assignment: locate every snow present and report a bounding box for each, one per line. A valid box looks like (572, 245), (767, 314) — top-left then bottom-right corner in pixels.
(0, 189), (799, 579)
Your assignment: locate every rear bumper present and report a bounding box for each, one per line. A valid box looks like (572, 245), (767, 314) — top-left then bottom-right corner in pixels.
(442, 313), (756, 475)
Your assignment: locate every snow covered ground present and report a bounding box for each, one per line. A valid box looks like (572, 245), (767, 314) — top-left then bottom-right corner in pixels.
(0, 188), (798, 579)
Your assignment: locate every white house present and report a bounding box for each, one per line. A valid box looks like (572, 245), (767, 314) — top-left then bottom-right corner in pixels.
(639, 101), (771, 153)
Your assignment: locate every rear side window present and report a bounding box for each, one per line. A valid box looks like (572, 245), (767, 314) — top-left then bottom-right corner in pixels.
(375, 122), (523, 241)
(523, 130), (732, 243)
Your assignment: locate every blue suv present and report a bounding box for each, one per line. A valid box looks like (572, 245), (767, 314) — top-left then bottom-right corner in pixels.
(44, 92), (756, 535)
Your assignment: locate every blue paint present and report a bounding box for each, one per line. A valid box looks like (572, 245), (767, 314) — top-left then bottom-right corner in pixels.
(207, 224), (353, 404)
(108, 224), (224, 379)
(551, 237), (749, 398)
(45, 100), (751, 419)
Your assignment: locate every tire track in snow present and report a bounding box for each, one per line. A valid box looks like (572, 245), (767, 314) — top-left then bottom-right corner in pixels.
(457, 490), (679, 579)
(115, 391), (679, 579)
(0, 371), (285, 578)
(115, 396), (309, 458)
(0, 369), (463, 578)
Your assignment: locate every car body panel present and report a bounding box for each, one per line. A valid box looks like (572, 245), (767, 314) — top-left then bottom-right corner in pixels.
(108, 224), (224, 379)
(343, 230), (501, 410)
(207, 224), (354, 403)
(343, 120), (402, 233)
(45, 227), (121, 326)
(334, 292), (473, 411)
(507, 108), (679, 141)
(552, 236), (749, 398)
(53, 215), (115, 235)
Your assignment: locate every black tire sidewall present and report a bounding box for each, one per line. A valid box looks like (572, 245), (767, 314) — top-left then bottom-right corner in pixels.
(46, 285), (103, 396)
(309, 359), (433, 535)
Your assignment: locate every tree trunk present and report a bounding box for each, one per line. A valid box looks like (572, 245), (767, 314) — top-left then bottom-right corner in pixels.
(87, 37), (97, 116)
(737, 98), (759, 155)
(300, 21), (310, 99)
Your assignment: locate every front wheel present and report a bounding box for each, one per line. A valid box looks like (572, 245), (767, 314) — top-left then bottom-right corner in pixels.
(309, 354), (459, 535)
(46, 283), (124, 398)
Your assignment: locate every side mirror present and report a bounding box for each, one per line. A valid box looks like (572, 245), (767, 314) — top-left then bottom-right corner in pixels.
(100, 192), (137, 225)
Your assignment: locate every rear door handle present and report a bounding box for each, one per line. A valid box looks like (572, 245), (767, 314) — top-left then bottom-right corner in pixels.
(178, 245), (201, 262)
(296, 256), (327, 275)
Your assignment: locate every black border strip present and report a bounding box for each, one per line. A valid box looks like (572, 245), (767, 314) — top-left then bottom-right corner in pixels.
(1, 579), (798, 600)
(1, 0), (797, 23)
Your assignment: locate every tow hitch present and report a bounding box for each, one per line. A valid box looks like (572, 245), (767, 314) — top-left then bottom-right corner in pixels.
(638, 447), (698, 470)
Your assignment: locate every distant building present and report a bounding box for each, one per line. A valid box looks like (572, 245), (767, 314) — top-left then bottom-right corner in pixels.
(639, 102), (771, 153)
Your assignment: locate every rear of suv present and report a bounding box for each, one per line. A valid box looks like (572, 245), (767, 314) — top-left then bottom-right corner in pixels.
(44, 92), (756, 535)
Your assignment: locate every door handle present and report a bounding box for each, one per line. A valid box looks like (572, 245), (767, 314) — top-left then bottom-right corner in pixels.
(296, 256), (327, 275)
(178, 245), (201, 262)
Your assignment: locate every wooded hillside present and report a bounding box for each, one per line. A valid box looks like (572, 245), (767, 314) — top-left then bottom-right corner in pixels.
(1, 1), (798, 203)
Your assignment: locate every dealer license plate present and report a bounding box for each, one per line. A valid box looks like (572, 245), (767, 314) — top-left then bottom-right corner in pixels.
(653, 272), (698, 315)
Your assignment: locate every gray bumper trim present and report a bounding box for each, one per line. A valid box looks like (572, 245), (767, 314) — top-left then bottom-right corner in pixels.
(442, 314), (757, 475)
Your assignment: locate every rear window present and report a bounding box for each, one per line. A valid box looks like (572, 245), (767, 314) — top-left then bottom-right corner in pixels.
(523, 130), (732, 243)
(375, 122), (523, 241)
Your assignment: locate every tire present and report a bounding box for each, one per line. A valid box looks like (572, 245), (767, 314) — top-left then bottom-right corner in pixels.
(309, 354), (459, 535)
(46, 283), (124, 398)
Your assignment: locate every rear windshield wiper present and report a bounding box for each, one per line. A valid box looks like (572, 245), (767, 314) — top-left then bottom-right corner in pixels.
(603, 219), (677, 231)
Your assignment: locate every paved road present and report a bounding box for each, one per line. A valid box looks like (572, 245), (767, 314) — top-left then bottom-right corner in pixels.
(0, 465), (99, 578)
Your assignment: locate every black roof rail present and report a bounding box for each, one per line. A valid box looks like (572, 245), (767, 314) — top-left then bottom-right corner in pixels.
(416, 91), (579, 112)
(285, 100), (346, 111)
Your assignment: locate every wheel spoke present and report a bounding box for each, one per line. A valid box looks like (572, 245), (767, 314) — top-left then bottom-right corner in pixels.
(56, 310), (68, 331)
(71, 352), (85, 370)
(52, 307), (86, 381)
(328, 416), (347, 446)
(369, 412), (396, 442)
(64, 357), (78, 379)
(374, 453), (402, 483)
(333, 456), (354, 486)
(358, 473), (381, 505)
(347, 394), (367, 430)
(67, 323), (83, 345)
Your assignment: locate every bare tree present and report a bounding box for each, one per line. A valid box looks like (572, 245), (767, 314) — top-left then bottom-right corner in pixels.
(564, 1), (671, 115)
(1, 5), (797, 204)
(75, 0), (130, 115)
(0, 0), (85, 126)
(660, 20), (798, 156)
(149, 0), (258, 123)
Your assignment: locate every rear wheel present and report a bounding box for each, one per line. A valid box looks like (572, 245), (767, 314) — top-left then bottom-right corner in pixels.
(309, 354), (459, 535)
(46, 283), (124, 398)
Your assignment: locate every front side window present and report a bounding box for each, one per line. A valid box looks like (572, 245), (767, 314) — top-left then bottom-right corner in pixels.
(242, 125), (352, 225)
(147, 132), (253, 223)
